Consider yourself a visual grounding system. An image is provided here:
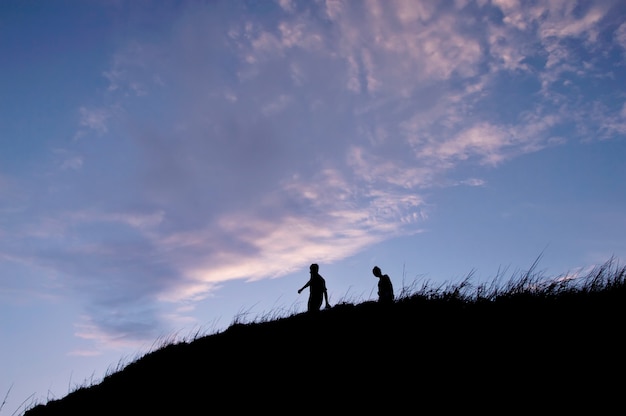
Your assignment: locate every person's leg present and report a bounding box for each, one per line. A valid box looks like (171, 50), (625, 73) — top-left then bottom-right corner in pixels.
(315, 295), (323, 311)
(308, 295), (322, 312)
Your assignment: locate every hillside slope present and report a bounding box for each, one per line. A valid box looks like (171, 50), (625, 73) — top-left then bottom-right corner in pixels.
(24, 266), (625, 414)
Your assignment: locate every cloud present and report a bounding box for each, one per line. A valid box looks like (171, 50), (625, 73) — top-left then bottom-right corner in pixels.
(5, 0), (626, 348)
(78, 107), (111, 134)
(52, 149), (84, 171)
(616, 22), (626, 50)
(60, 156), (83, 171)
(412, 122), (502, 165)
(72, 311), (162, 353)
(537, 3), (606, 41)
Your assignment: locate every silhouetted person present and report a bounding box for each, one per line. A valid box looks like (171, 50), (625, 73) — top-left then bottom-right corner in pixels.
(372, 266), (394, 304)
(298, 263), (331, 312)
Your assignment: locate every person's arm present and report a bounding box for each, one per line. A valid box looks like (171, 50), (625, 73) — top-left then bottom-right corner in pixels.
(298, 280), (310, 294)
(323, 288), (331, 308)
(386, 276), (394, 299)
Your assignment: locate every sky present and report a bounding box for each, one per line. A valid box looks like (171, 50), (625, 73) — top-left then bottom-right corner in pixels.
(2, 0), (626, 413)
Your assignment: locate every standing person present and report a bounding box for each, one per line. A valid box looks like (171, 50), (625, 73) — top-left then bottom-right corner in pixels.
(372, 266), (394, 304)
(298, 263), (331, 312)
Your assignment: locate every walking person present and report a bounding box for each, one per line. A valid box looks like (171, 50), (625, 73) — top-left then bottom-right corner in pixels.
(298, 263), (331, 312)
(372, 266), (394, 304)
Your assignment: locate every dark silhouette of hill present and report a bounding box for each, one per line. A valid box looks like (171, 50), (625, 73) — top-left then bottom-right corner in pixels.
(23, 259), (626, 414)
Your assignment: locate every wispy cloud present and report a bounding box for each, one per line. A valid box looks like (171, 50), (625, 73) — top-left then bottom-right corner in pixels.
(616, 22), (626, 49)
(78, 107), (111, 135)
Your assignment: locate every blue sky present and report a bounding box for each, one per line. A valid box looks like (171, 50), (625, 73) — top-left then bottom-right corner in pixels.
(2, 0), (626, 413)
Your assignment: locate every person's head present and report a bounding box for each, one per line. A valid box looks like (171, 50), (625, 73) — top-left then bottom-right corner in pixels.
(372, 266), (382, 277)
(310, 263), (319, 273)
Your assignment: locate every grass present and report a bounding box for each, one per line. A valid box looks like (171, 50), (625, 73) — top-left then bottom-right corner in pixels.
(14, 256), (626, 415)
(1, 385), (35, 416)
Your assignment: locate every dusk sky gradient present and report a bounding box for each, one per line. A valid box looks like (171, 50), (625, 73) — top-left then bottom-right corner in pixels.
(2, 0), (626, 413)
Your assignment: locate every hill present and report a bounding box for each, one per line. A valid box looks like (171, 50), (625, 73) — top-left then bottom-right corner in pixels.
(23, 259), (626, 414)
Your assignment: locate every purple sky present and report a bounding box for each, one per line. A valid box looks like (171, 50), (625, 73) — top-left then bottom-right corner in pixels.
(2, 1), (626, 413)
